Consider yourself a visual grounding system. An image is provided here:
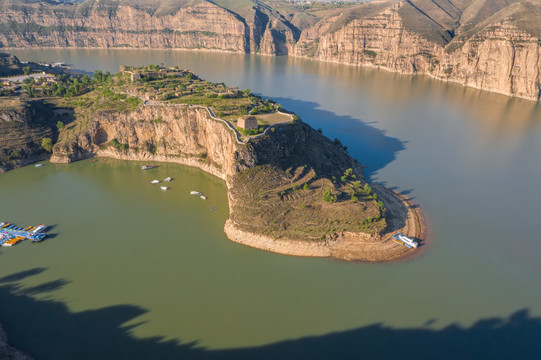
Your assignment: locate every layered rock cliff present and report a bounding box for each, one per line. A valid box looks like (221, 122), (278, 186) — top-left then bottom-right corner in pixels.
(50, 104), (358, 185)
(1, 0), (540, 100)
(289, 0), (541, 100)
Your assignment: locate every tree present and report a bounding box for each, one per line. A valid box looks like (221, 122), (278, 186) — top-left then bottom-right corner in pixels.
(41, 137), (53, 152)
(57, 121), (65, 131)
(22, 66), (32, 75)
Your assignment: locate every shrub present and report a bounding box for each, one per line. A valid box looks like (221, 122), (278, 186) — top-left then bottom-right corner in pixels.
(352, 195), (358, 202)
(323, 188), (336, 203)
(292, 183), (299, 191)
(363, 50), (377, 58)
(41, 137), (53, 152)
(303, 183), (308, 190)
(363, 183), (372, 194)
(57, 121), (65, 131)
(23, 66), (32, 75)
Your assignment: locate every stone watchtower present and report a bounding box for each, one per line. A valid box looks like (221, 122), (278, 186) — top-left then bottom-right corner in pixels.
(238, 115), (258, 130)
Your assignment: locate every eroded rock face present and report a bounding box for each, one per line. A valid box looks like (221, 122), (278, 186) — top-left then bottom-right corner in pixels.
(1, 0), (539, 100)
(0, 1), (296, 55)
(50, 105), (360, 186)
(288, 3), (541, 101)
(0, 101), (58, 172)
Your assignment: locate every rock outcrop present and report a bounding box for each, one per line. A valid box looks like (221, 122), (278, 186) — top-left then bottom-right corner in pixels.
(0, 100), (60, 173)
(50, 104), (358, 184)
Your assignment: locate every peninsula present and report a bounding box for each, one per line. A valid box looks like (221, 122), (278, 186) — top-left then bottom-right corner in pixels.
(0, 57), (424, 261)
(0, 0), (540, 101)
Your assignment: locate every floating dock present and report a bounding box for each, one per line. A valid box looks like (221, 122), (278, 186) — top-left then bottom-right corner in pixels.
(0, 221), (47, 247)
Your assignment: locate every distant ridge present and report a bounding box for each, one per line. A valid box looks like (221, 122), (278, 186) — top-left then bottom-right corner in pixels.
(0, 0), (540, 100)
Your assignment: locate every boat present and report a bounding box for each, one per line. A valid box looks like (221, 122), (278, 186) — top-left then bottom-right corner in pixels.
(160, 186), (169, 191)
(164, 177), (172, 182)
(190, 191), (206, 199)
(141, 165), (157, 170)
(35, 164), (43, 167)
(150, 180), (160, 184)
(210, 207), (216, 211)
(392, 233), (418, 248)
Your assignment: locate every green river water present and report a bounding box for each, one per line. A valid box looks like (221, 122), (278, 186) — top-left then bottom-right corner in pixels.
(1, 49), (540, 359)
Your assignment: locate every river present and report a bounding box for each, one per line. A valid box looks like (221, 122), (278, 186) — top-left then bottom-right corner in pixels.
(1, 49), (540, 359)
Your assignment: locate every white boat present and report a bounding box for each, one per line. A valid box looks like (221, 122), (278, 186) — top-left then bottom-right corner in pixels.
(35, 164), (43, 167)
(150, 180), (160, 184)
(164, 177), (172, 182)
(141, 165), (157, 170)
(161, 186), (169, 190)
(392, 233), (418, 248)
(190, 191), (206, 199)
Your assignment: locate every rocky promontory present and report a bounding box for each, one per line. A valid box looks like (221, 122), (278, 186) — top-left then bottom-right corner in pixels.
(43, 65), (425, 262)
(0, 0), (540, 100)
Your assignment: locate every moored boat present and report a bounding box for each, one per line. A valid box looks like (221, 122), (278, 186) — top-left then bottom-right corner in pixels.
(392, 233), (418, 248)
(150, 180), (160, 184)
(161, 186), (169, 191)
(164, 177), (172, 182)
(141, 165), (157, 170)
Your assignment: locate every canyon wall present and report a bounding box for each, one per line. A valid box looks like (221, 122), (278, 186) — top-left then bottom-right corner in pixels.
(0, 0), (539, 100)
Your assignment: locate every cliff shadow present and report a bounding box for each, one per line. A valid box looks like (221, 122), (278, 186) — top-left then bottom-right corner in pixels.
(270, 97), (406, 181)
(1, 268), (541, 360)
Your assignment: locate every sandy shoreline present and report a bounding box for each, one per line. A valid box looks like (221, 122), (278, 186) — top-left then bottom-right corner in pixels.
(225, 185), (426, 262)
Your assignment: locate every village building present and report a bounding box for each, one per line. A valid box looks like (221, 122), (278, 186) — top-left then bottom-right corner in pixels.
(238, 115), (258, 130)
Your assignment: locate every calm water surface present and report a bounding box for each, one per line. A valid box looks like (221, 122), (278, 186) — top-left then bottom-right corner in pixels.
(1, 49), (540, 358)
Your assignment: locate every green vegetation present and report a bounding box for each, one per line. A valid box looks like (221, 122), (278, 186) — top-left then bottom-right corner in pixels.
(41, 137), (53, 152)
(322, 188), (337, 203)
(22, 66), (31, 75)
(230, 165), (386, 241)
(109, 138), (129, 152)
(363, 50), (377, 58)
(56, 121), (65, 131)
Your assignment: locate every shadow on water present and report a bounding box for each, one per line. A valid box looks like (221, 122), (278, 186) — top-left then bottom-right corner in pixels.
(1, 269), (540, 360)
(270, 97), (406, 181)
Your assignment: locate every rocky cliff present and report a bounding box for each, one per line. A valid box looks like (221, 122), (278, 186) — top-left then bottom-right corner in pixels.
(0, 100), (62, 173)
(50, 104), (358, 185)
(1, 0), (539, 100)
(289, 0), (541, 100)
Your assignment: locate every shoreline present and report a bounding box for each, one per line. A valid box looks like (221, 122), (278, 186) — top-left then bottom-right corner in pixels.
(51, 153), (426, 263)
(225, 185), (426, 262)
(3, 46), (539, 102)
